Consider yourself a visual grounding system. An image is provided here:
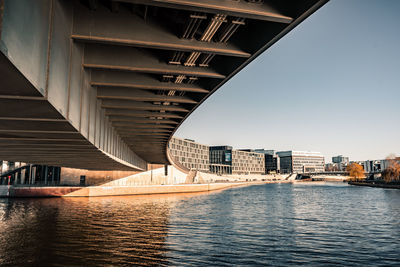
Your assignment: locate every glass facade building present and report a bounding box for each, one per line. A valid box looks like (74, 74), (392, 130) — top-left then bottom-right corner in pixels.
(254, 149), (280, 174)
(209, 147), (265, 175)
(277, 151), (325, 174)
(332, 155), (350, 171)
(209, 146), (233, 174)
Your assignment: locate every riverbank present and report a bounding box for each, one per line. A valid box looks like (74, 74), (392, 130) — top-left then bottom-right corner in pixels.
(349, 181), (400, 189)
(297, 176), (349, 182)
(1, 166), (304, 198)
(0, 180), (290, 198)
(64, 180), (290, 197)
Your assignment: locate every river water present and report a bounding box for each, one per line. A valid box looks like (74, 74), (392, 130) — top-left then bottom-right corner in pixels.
(0, 182), (399, 266)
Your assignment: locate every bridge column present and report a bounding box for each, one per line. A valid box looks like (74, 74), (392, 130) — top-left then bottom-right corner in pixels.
(44, 166), (48, 185)
(30, 166), (36, 185)
(164, 165), (168, 176)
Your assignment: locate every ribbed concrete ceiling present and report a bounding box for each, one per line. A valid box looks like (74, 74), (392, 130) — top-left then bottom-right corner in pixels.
(75, 0), (327, 164)
(0, 0), (328, 170)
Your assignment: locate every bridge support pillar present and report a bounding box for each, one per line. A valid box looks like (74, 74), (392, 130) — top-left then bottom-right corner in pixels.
(164, 165), (168, 176)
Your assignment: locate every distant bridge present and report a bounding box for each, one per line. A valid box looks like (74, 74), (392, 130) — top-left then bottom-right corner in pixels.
(301, 171), (350, 176)
(297, 171), (382, 179)
(0, 0), (328, 170)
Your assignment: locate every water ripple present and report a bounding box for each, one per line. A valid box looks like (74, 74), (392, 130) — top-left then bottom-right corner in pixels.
(0, 183), (399, 266)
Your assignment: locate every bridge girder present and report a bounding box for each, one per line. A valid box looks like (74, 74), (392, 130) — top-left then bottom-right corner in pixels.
(72, 4), (251, 57)
(91, 71), (210, 94)
(0, 0), (329, 170)
(83, 44), (226, 79)
(113, 0), (294, 23)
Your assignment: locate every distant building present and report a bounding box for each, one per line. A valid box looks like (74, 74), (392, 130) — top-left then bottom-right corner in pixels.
(232, 150), (265, 175)
(350, 161), (365, 166)
(350, 160), (385, 173)
(1, 161), (61, 186)
(380, 160), (390, 171)
(332, 155), (349, 171)
(381, 158), (400, 171)
(277, 151), (325, 174)
(348, 158), (400, 173)
(209, 147), (265, 175)
(254, 149), (280, 174)
(209, 146), (233, 174)
(169, 138), (326, 176)
(0, 161), (7, 175)
(0, 161), (22, 175)
(325, 163), (339, 172)
(349, 160), (380, 173)
(363, 160), (383, 173)
(168, 137), (210, 172)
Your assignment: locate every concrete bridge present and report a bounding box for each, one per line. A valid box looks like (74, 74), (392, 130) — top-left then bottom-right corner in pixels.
(0, 0), (328, 171)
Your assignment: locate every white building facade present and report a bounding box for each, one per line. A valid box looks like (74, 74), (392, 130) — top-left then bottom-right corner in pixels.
(168, 137), (210, 172)
(277, 151), (325, 174)
(231, 150), (265, 175)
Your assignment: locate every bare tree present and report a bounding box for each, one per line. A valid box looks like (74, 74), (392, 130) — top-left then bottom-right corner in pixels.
(382, 154), (400, 182)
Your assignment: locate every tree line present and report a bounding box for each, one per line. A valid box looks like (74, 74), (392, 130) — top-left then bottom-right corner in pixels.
(382, 155), (400, 182)
(346, 154), (400, 182)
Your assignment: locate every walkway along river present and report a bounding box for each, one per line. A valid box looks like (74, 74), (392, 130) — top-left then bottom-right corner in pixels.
(0, 182), (399, 265)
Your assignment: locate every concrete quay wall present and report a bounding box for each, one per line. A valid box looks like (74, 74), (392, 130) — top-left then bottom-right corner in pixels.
(221, 173), (290, 182)
(1, 182), (263, 198)
(57, 165), (291, 188)
(1, 166), (291, 198)
(0, 185), (83, 198)
(63, 183), (248, 197)
(99, 165), (188, 187)
(10, 187), (83, 197)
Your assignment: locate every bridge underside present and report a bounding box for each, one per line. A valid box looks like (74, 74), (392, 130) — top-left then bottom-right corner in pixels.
(0, 0), (328, 170)
(0, 53), (138, 170)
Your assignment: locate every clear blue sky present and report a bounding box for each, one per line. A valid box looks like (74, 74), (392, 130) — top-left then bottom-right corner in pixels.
(175, 0), (400, 163)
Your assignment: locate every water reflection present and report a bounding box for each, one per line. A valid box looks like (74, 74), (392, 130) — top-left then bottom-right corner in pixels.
(0, 183), (399, 266)
(0, 193), (208, 266)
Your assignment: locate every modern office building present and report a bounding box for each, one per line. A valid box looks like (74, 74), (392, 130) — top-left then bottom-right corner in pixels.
(332, 155), (349, 171)
(168, 137), (210, 172)
(209, 146), (233, 175)
(349, 160), (379, 173)
(232, 150), (265, 175)
(277, 151), (325, 174)
(209, 147), (265, 175)
(169, 138), (329, 175)
(325, 162), (339, 171)
(332, 155), (349, 164)
(255, 149), (280, 174)
(380, 158), (400, 171)
(349, 158), (400, 173)
(363, 160), (382, 173)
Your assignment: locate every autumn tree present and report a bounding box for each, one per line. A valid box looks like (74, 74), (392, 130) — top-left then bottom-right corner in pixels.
(347, 163), (364, 181)
(382, 154), (400, 182)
